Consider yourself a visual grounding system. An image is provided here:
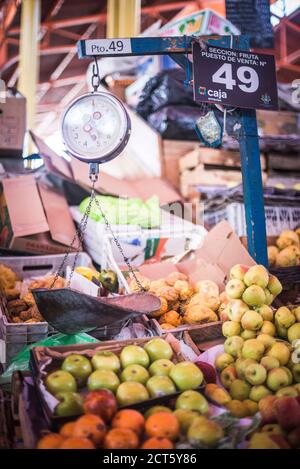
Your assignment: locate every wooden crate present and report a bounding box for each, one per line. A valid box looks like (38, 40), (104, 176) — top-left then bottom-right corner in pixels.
(180, 147), (266, 172)
(183, 323), (224, 353)
(257, 110), (300, 136)
(268, 153), (300, 172)
(29, 334), (202, 429)
(161, 140), (199, 189)
(150, 317), (222, 338)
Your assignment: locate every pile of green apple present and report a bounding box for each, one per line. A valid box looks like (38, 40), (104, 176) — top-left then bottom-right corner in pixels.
(44, 338), (204, 417)
(215, 336), (300, 409)
(223, 264), (300, 344)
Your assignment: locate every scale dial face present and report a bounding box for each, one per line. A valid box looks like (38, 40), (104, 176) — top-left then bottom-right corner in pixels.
(61, 92), (131, 163)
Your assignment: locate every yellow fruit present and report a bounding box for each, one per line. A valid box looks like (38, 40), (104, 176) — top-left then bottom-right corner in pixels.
(276, 246), (299, 267)
(160, 323), (174, 330)
(173, 280), (194, 301)
(165, 272), (188, 286)
(204, 383), (231, 406)
(75, 267), (97, 282)
(268, 246), (279, 266)
(276, 230), (299, 250)
(243, 399), (258, 416)
(159, 311), (182, 327)
(194, 280), (219, 297)
(226, 400), (248, 418)
(184, 305), (218, 325)
(151, 297), (168, 318)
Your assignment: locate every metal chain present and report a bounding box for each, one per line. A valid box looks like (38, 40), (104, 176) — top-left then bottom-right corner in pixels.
(91, 182), (145, 292)
(67, 189), (96, 287)
(50, 190), (96, 288)
(91, 56), (101, 92)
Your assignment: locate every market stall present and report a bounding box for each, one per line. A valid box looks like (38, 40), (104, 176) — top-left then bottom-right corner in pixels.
(0, 0), (300, 456)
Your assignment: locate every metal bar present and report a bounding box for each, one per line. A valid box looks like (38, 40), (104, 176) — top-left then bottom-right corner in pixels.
(118, 0), (141, 38)
(276, 61), (300, 73)
(77, 34), (240, 58)
(239, 109), (268, 265)
(18, 0), (41, 155)
(9, 1), (189, 35)
(107, 0), (120, 39)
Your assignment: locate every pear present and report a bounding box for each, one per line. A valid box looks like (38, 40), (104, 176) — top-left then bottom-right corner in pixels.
(204, 383), (231, 406)
(215, 353), (234, 371)
(242, 339), (265, 361)
(256, 305), (274, 321)
(244, 265), (269, 288)
(225, 279), (246, 299)
(259, 321), (276, 337)
(241, 330), (257, 340)
(256, 334), (276, 349)
(267, 275), (283, 297)
(287, 323), (300, 343)
(275, 307), (296, 329)
(242, 286), (266, 307)
(226, 400), (248, 418)
(267, 342), (290, 366)
(250, 385), (272, 403)
(187, 417), (224, 448)
(276, 386), (298, 398)
(222, 321), (241, 337)
(229, 379), (251, 401)
(236, 358), (257, 380)
(260, 356), (280, 371)
(241, 310), (263, 331)
(268, 246), (279, 266)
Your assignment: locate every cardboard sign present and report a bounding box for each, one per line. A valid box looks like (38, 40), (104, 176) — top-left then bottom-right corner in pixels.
(226, 0), (274, 49)
(193, 42), (278, 110)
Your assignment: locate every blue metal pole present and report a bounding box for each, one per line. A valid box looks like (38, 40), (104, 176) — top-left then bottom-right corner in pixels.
(239, 109), (268, 266)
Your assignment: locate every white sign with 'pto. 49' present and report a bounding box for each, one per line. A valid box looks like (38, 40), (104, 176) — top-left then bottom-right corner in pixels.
(84, 38), (132, 56)
(193, 43), (278, 110)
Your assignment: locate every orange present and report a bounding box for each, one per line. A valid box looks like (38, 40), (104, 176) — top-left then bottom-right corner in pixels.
(36, 433), (64, 449)
(59, 422), (76, 438)
(141, 437), (174, 449)
(104, 428), (139, 449)
(112, 409), (145, 436)
(59, 437), (95, 449)
(73, 414), (106, 447)
(145, 412), (179, 441)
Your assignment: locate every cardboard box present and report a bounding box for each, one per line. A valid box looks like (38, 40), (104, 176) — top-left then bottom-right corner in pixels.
(0, 175), (78, 254)
(136, 221), (255, 289)
(31, 132), (182, 206)
(0, 94), (26, 157)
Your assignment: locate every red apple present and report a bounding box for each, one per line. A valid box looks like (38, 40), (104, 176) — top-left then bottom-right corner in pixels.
(274, 397), (300, 431)
(258, 395), (278, 424)
(195, 361), (217, 384)
(83, 390), (117, 423)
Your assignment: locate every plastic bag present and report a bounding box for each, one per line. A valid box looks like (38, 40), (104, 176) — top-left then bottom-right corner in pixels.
(79, 194), (160, 229)
(136, 69), (196, 119)
(148, 105), (203, 140)
(0, 333), (99, 385)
